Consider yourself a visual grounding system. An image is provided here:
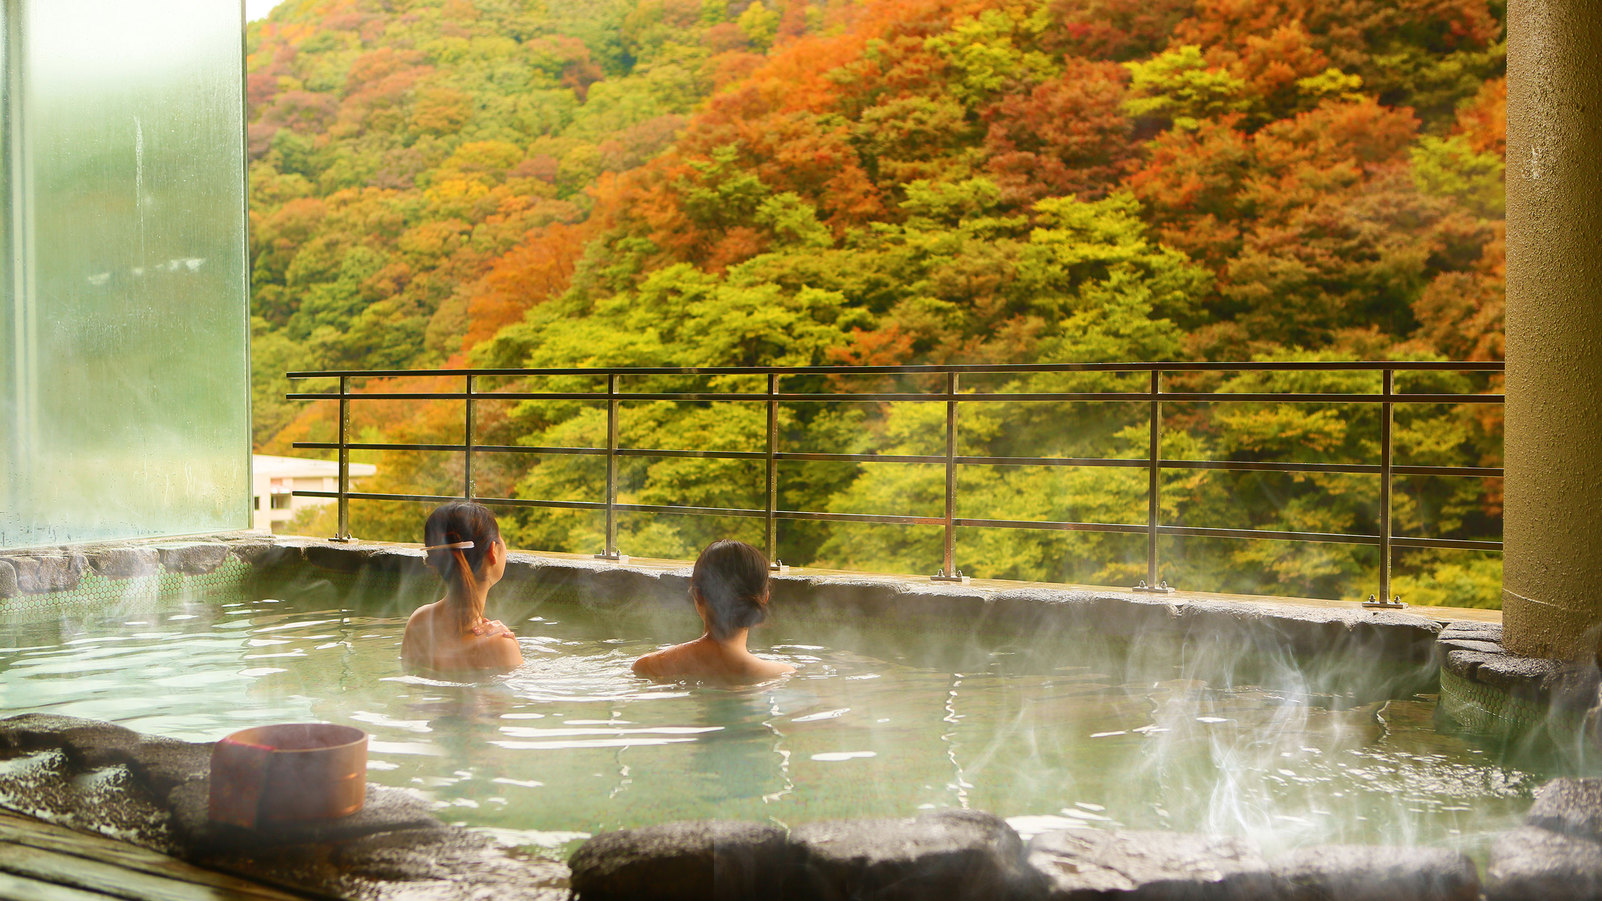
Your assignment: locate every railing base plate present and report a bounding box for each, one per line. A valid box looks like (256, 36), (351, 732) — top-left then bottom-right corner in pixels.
(1131, 580), (1174, 593)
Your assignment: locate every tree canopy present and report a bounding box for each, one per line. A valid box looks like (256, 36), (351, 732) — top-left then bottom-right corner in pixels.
(252, 0), (1505, 606)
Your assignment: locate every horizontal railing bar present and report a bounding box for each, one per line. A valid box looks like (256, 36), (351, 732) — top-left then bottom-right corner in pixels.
(955, 517), (1149, 533)
(293, 442), (461, 453)
(293, 442), (614, 456)
(1161, 392), (1503, 405)
(481, 444), (606, 456)
(1161, 460), (1504, 477)
(1390, 536), (1503, 551)
(1163, 459), (1375, 475)
(286, 391), (1152, 403)
(294, 491), (1503, 551)
(1157, 525), (1380, 545)
(772, 510), (945, 526)
(618, 448), (767, 461)
(294, 490), (609, 510)
(288, 389), (1505, 405)
(293, 490), (463, 505)
(287, 360), (1505, 379)
(955, 455), (1143, 468)
(292, 441), (1505, 479)
(612, 503), (766, 518)
(1391, 465), (1504, 478)
(286, 392), (473, 401)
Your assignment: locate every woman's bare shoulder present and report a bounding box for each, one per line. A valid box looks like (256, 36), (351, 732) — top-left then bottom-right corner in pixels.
(405, 600), (443, 627)
(466, 625), (523, 670)
(633, 641), (698, 679)
(631, 647), (671, 677)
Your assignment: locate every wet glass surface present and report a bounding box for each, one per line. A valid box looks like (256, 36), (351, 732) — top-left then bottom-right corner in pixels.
(0, 588), (1562, 862)
(0, 0), (249, 548)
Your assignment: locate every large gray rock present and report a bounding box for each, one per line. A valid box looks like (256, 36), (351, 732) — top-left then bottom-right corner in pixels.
(1026, 829), (1271, 900)
(1436, 638), (1505, 655)
(0, 559), (17, 599)
(1526, 778), (1602, 840)
(1486, 825), (1602, 901)
(227, 539), (296, 570)
(87, 546), (162, 580)
(0, 713), (143, 759)
(788, 808), (1045, 901)
(1270, 844), (1478, 901)
(9, 555), (86, 594)
(569, 820), (789, 901)
(334, 826), (571, 898)
(169, 780), (441, 852)
(157, 543), (233, 574)
(1439, 621), (1502, 640)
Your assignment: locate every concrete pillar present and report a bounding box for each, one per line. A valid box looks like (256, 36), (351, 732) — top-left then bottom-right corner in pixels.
(1502, 0), (1602, 660)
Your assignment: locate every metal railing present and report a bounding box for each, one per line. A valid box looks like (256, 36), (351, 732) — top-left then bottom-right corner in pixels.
(286, 361), (1504, 604)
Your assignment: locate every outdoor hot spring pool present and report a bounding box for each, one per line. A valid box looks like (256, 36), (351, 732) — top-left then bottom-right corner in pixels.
(0, 576), (1558, 862)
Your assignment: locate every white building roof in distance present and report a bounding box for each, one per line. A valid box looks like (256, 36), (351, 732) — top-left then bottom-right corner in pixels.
(254, 454), (377, 479)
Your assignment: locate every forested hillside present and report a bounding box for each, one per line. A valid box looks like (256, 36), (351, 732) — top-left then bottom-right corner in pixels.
(248, 0), (1506, 604)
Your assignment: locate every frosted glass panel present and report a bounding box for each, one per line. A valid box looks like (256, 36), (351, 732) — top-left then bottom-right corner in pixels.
(1, 0), (249, 548)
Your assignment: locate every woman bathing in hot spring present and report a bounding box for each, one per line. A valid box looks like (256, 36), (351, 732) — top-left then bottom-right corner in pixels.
(633, 539), (797, 685)
(402, 506), (790, 683)
(402, 501), (525, 673)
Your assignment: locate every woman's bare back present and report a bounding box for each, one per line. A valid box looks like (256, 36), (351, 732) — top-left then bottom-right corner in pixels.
(402, 601), (523, 673)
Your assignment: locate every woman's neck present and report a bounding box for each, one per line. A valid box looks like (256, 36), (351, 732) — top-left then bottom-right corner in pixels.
(444, 583), (488, 628)
(697, 627), (751, 656)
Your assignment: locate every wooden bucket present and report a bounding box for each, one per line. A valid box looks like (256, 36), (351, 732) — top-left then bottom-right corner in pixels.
(208, 723), (368, 828)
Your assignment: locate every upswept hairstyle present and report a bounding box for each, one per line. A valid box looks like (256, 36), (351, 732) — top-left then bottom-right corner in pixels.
(423, 502), (501, 632)
(691, 539), (771, 640)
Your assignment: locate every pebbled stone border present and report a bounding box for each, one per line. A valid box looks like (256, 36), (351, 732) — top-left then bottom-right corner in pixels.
(0, 713), (569, 900)
(0, 535), (285, 607)
(1435, 621), (1601, 739)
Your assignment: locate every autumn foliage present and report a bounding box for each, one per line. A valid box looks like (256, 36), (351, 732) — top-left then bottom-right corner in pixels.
(248, 0), (1505, 606)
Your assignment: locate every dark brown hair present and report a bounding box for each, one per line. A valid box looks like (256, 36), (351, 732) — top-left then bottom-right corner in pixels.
(423, 502), (501, 632)
(691, 539), (771, 640)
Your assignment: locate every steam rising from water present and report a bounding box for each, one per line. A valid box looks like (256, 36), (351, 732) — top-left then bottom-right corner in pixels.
(0, 578), (1567, 862)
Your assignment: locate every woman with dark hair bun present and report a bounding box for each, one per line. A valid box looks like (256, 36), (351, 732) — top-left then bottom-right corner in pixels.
(402, 502), (524, 672)
(633, 539), (796, 684)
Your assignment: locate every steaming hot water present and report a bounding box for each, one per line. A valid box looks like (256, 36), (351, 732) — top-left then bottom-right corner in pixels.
(0, 585), (1555, 861)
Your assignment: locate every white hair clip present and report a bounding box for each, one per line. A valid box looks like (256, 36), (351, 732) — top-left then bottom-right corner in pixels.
(423, 540), (475, 551)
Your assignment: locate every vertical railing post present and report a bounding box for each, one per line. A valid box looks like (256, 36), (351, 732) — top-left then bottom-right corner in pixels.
(766, 372), (780, 569)
(597, 372), (620, 560)
(332, 375), (353, 542)
(1363, 367), (1405, 608)
(1379, 369), (1396, 603)
(1133, 369), (1170, 591)
(933, 372), (963, 581)
(464, 374), (476, 500)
